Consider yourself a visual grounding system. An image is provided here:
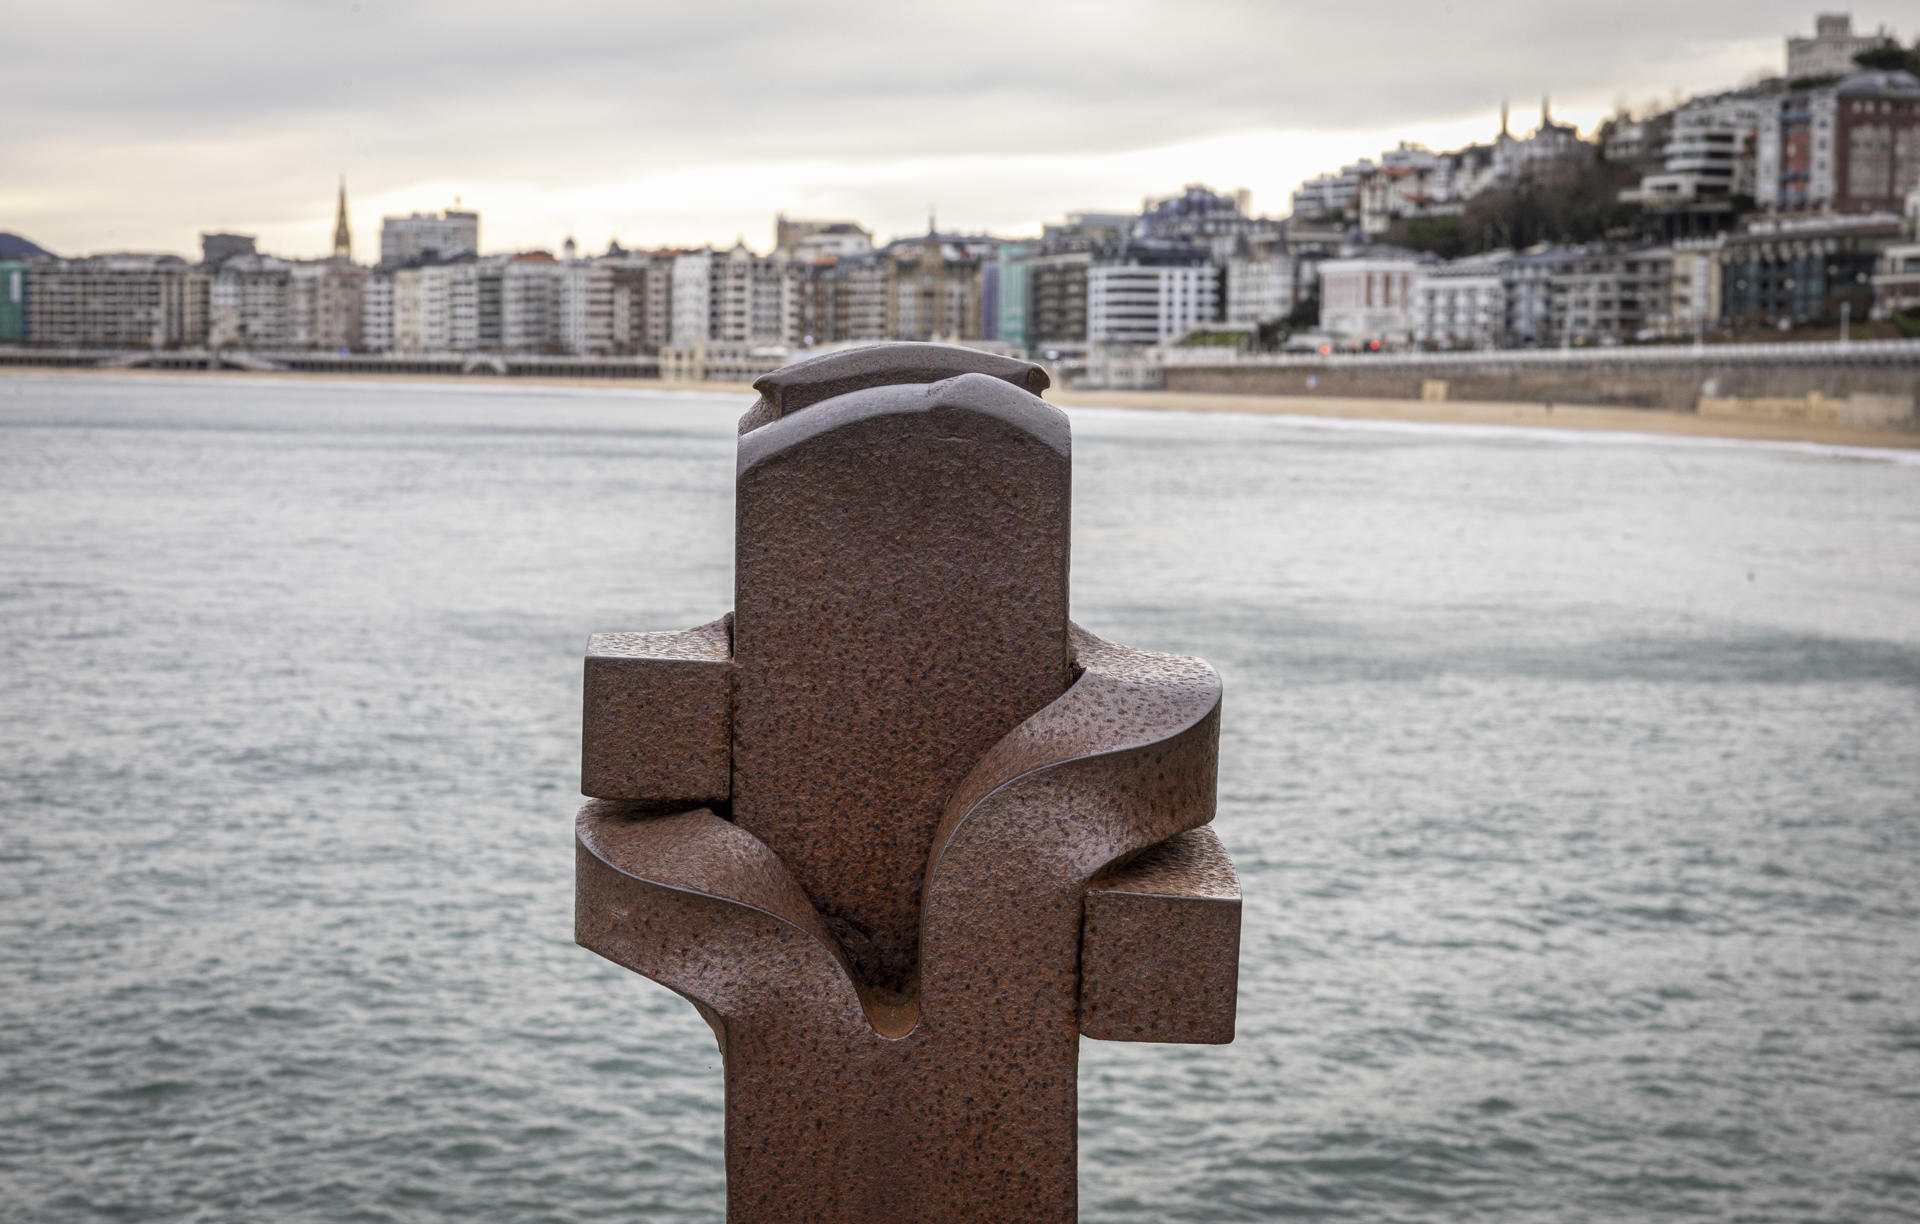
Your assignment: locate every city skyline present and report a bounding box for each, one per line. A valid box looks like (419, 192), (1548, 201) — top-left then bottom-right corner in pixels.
(3, 3), (1906, 259)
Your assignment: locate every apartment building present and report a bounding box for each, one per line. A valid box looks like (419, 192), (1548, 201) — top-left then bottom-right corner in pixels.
(1136, 184), (1279, 258)
(1224, 236), (1297, 327)
(1718, 211), (1898, 323)
(1026, 249), (1093, 354)
(362, 271), (394, 352)
(824, 253), (887, 344)
(883, 236), (987, 343)
(209, 254), (292, 347)
(379, 209), (480, 264)
(1551, 246), (1673, 343)
(1412, 251), (1510, 349)
(288, 260), (365, 351)
(24, 255), (207, 348)
(1626, 92), (1770, 203)
(1669, 235), (1728, 336)
(1317, 249), (1433, 346)
(1756, 70), (1920, 214)
(1086, 242), (1219, 346)
(560, 251), (616, 356)
(503, 254), (563, 352)
(605, 252), (677, 353)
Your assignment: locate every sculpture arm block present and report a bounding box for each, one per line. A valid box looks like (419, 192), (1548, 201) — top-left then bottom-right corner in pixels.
(581, 616), (731, 802)
(575, 802), (864, 1041)
(917, 625), (1230, 1027)
(1080, 824), (1241, 1044)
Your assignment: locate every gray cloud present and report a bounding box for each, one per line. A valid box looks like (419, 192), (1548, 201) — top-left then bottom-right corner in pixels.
(2, 1), (1904, 254)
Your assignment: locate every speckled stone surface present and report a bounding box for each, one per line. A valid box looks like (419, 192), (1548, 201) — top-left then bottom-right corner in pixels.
(738, 341), (1050, 435)
(580, 616), (731, 802)
(732, 373), (1073, 995)
(573, 343), (1240, 1223)
(1081, 825), (1242, 1045)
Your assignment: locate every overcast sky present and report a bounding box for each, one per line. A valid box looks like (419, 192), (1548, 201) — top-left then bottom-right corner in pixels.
(2, 2), (1907, 258)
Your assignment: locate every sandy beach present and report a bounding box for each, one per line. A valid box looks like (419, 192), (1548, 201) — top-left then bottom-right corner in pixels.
(7, 364), (1916, 451)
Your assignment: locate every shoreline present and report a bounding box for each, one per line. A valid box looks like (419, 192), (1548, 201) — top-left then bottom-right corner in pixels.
(6, 363), (1917, 451)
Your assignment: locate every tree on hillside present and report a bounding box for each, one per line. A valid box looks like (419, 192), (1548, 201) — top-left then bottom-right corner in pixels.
(1853, 40), (1920, 75)
(1284, 289), (1319, 331)
(1388, 153), (1640, 257)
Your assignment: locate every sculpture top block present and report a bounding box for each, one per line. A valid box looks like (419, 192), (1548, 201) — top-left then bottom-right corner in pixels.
(734, 370), (1073, 996)
(575, 343), (1240, 1223)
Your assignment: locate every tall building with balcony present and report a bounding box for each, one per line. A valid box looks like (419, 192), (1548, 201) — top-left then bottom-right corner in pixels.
(1626, 92), (1770, 203)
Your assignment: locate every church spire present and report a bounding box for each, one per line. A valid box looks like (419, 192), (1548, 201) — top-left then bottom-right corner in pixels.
(332, 175), (352, 262)
(1499, 97), (1510, 138)
(1541, 93), (1551, 127)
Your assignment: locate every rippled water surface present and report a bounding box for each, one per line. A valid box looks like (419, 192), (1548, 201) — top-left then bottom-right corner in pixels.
(3, 372), (1919, 1222)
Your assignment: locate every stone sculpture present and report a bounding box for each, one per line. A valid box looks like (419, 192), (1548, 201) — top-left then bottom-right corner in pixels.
(575, 342), (1240, 1222)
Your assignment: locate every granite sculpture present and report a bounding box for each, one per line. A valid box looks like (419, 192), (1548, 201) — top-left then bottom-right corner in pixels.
(575, 342), (1240, 1222)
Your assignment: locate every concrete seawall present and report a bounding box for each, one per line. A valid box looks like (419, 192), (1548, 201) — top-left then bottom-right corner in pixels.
(1160, 344), (1920, 426)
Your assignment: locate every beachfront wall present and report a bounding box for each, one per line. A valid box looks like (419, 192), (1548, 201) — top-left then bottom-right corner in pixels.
(1159, 342), (1920, 425)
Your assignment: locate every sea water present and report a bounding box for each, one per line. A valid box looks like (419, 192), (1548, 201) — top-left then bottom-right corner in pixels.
(2, 373), (1917, 1221)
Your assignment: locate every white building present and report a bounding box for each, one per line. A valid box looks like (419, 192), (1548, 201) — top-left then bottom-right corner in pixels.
(503, 255), (563, 353)
(1788, 13), (1896, 79)
(668, 243), (797, 346)
(362, 271), (393, 352)
(1225, 242), (1296, 327)
(1670, 235), (1727, 336)
(670, 251), (713, 345)
(775, 217), (873, 261)
(1317, 251), (1433, 346)
(1412, 251), (1510, 349)
(1086, 247), (1220, 346)
(379, 209), (480, 265)
(559, 246), (616, 355)
(1291, 160), (1374, 220)
(1627, 92), (1770, 202)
